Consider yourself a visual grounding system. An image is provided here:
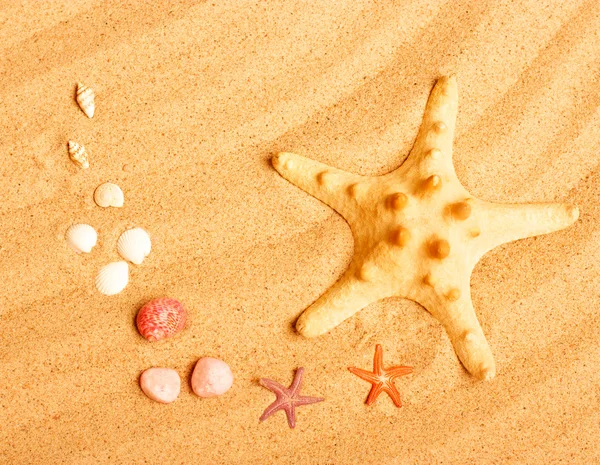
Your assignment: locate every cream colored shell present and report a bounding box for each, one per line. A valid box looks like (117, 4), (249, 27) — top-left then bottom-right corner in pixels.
(68, 141), (89, 169)
(65, 224), (97, 253)
(76, 82), (95, 118)
(117, 228), (151, 265)
(94, 182), (124, 208)
(95, 261), (129, 296)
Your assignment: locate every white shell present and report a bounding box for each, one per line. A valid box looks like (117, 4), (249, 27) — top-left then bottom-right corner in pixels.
(95, 261), (129, 296)
(68, 141), (89, 169)
(117, 228), (151, 265)
(94, 182), (124, 208)
(65, 224), (97, 253)
(76, 82), (95, 118)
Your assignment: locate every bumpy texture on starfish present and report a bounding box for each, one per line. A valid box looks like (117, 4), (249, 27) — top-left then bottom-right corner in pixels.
(272, 76), (579, 381)
(259, 367), (324, 429)
(349, 344), (413, 407)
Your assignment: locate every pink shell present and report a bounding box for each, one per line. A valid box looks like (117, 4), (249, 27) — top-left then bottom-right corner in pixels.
(191, 357), (234, 397)
(136, 297), (186, 341)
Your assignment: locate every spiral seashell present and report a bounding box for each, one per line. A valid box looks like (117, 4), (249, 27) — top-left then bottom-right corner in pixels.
(117, 227), (151, 265)
(65, 224), (97, 253)
(95, 261), (129, 296)
(76, 82), (95, 118)
(94, 182), (124, 208)
(68, 141), (89, 169)
(136, 297), (186, 342)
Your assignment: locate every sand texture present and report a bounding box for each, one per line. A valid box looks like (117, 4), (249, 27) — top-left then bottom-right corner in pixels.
(1, 1), (599, 464)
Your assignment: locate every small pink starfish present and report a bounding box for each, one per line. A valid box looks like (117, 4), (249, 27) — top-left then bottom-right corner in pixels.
(259, 367), (324, 429)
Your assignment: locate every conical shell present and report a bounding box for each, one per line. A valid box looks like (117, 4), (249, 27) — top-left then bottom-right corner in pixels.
(117, 227), (151, 265)
(94, 182), (124, 208)
(95, 261), (129, 296)
(68, 141), (89, 169)
(65, 224), (97, 253)
(136, 297), (186, 341)
(76, 82), (95, 118)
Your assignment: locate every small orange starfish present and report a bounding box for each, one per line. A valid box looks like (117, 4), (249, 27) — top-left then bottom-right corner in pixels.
(348, 344), (413, 407)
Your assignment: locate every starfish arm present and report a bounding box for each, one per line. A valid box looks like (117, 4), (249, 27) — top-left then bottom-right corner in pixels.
(296, 395), (325, 406)
(272, 151), (364, 220)
(259, 399), (286, 423)
(382, 381), (403, 407)
(289, 367), (305, 396)
(373, 344), (384, 375)
(295, 268), (389, 338)
(365, 382), (385, 406)
(473, 201), (579, 261)
(283, 405), (297, 429)
(348, 366), (380, 385)
(386, 366), (414, 379)
(427, 291), (496, 380)
(402, 76), (458, 170)
(259, 378), (288, 396)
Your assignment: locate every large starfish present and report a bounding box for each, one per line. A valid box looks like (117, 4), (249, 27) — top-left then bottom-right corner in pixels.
(272, 76), (579, 380)
(259, 367), (324, 429)
(348, 344), (413, 407)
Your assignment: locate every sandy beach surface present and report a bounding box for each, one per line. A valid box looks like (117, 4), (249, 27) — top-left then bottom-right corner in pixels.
(1, 1), (599, 464)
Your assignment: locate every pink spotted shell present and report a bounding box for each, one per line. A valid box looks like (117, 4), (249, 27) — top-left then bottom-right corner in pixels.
(136, 297), (186, 341)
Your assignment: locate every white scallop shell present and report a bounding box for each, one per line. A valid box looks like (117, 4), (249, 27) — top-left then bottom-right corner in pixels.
(95, 261), (129, 296)
(65, 224), (97, 253)
(117, 228), (151, 265)
(76, 82), (95, 118)
(68, 141), (89, 169)
(94, 182), (124, 208)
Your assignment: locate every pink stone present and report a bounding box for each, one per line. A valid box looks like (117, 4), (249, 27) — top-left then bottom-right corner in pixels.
(140, 368), (181, 404)
(191, 357), (234, 397)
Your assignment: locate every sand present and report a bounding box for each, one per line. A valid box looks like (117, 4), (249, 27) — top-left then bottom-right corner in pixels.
(1, 1), (599, 464)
